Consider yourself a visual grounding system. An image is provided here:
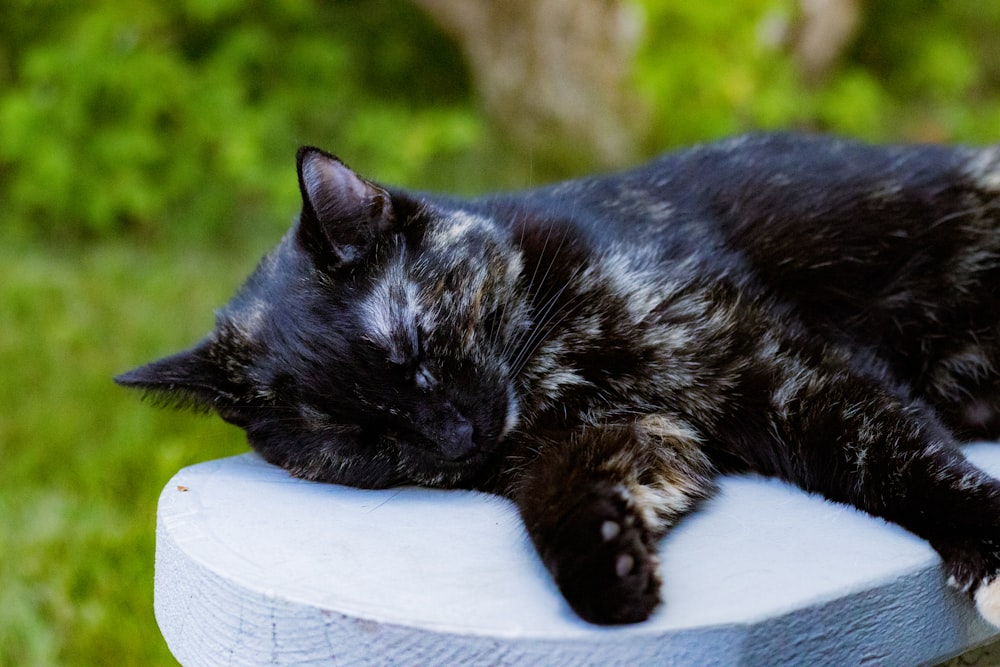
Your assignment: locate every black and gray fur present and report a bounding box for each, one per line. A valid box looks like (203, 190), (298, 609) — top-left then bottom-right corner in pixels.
(118, 133), (1000, 625)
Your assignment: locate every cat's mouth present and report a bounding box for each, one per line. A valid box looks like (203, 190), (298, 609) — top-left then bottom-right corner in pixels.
(421, 431), (499, 466)
(401, 388), (518, 466)
(396, 430), (505, 488)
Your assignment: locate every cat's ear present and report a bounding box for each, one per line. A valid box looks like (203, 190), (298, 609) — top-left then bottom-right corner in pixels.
(295, 146), (394, 269)
(114, 341), (232, 411)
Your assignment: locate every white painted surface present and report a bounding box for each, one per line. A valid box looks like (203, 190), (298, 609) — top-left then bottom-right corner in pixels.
(155, 445), (1000, 666)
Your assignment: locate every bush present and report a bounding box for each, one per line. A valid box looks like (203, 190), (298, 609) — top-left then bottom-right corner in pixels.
(2, 1), (998, 243)
(0, 1), (483, 244)
(633, 0), (1000, 150)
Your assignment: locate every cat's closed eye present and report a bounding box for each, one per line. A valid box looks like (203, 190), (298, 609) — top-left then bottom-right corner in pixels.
(414, 364), (439, 391)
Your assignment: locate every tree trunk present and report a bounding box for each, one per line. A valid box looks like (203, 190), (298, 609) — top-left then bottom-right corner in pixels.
(413, 0), (645, 170)
(793, 0), (863, 84)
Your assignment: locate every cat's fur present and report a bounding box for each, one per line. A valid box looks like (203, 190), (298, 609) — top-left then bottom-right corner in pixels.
(117, 132), (1000, 625)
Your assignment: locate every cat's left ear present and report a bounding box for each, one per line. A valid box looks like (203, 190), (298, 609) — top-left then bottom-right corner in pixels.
(114, 340), (233, 411)
(295, 147), (395, 269)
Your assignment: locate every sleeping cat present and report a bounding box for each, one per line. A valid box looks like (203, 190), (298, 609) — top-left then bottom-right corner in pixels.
(117, 132), (1000, 626)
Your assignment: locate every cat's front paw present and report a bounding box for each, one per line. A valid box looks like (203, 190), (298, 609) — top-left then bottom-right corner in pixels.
(975, 576), (1000, 627)
(941, 542), (1000, 628)
(546, 484), (661, 624)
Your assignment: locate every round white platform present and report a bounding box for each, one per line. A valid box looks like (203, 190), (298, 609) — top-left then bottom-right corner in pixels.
(155, 446), (1000, 666)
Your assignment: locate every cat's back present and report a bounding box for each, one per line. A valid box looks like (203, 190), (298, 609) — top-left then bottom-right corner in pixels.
(501, 132), (969, 237)
(471, 132), (993, 290)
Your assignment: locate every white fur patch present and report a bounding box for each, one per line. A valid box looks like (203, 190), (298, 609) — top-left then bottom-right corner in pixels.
(966, 147), (1000, 192)
(231, 297), (270, 340)
(361, 257), (419, 360)
(500, 383), (521, 438)
(429, 210), (493, 245)
(536, 368), (589, 396)
(975, 577), (1000, 627)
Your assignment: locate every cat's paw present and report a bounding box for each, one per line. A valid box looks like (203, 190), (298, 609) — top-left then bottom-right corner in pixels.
(975, 577), (1000, 627)
(546, 484), (661, 624)
(942, 544), (1000, 628)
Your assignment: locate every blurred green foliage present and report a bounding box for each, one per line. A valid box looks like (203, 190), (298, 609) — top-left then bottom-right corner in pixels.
(2, 1), (999, 245)
(636, 0), (1000, 145)
(0, 0), (483, 244)
(635, 0), (1000, 147)
(0, 241), (252, 665)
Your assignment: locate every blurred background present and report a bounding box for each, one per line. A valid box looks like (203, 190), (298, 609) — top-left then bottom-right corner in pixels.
(1, 0), (999, 663)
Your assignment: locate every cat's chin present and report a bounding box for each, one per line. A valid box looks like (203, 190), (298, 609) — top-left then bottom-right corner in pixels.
(402, 446), (502, 490)
(975, 577), (1000, 627)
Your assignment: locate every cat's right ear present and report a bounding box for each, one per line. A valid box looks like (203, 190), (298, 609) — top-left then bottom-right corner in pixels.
(295, 147), (394, 270)
(114, 341), (232, 412)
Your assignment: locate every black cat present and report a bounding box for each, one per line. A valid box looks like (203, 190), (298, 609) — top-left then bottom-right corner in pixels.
(118, 133), (1000, 626)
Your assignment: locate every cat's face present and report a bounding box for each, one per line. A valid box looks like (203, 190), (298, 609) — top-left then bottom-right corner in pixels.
(117, 148), (524, 488)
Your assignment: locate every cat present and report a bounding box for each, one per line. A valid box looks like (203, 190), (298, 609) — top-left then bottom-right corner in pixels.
(117, 132), (1000, 626)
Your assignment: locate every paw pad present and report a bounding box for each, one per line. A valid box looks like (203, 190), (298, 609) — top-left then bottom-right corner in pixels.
(601, 520), (621, 542)
(615, 553), (635, 577)
(546, 487), (662, 624)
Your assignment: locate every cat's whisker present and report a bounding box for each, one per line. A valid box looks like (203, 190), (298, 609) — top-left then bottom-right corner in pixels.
(928, 205), (984, 229)
(498, 223), (568, 364)
(490, 211), (532, 353)
(509, 269), (589, 378)
(510, 256), (584, 350)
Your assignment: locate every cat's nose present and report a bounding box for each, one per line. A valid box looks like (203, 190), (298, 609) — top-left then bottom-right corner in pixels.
(440, 415), (475, 461)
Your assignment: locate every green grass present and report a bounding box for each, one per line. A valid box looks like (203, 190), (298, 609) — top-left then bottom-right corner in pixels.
(0, 239), (261, 666)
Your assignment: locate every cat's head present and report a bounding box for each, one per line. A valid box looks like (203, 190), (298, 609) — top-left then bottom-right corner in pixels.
(117, 148), (525, 489)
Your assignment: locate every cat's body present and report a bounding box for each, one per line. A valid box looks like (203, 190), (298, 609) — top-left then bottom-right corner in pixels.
(118, 132), (1000, 625)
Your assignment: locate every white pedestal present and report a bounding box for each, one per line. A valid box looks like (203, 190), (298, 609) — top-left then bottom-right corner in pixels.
(155, 445), (1000, 666)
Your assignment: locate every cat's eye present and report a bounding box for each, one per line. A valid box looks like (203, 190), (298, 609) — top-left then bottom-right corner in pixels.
(414, 364), (438, 391)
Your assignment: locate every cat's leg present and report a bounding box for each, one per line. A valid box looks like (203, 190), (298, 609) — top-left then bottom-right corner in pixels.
(919, 333), (1000, 441)
(924, 149), (1000, 440)
(511, 415), (717, 624)
(756, 362), (1000, 626)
